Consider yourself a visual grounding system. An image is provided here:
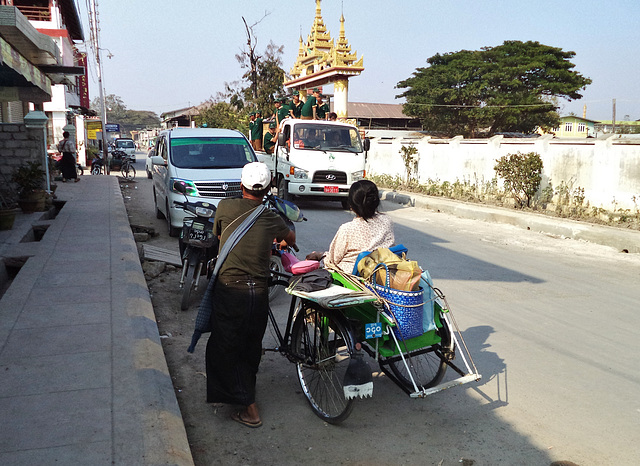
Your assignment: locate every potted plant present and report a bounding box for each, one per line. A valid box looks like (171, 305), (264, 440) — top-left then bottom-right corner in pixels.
(0, 185), (19, 230)
(12, 161), (47, 213)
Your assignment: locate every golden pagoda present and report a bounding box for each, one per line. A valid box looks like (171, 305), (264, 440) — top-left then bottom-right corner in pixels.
(285, 0), (364, 119)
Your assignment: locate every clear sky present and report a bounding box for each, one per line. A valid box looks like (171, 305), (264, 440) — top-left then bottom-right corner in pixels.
(77, 0), (640, 121)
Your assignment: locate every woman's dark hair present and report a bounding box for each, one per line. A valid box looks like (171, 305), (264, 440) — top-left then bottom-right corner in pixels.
(348, 180), (380, 220)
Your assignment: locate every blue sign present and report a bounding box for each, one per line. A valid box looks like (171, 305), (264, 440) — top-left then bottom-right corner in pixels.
(365, 322), (383, 339)
(105, 123), (120, 132)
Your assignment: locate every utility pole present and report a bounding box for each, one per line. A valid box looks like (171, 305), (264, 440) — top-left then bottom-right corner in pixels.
(88, 0), (109, 173)
(612, 99), (616, 135)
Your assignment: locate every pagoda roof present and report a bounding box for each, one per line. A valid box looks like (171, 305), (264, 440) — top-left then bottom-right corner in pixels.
(287, 0), (363, 84)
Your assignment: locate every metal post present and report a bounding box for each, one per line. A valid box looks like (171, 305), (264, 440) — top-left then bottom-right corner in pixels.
(89, 0), (109, 173)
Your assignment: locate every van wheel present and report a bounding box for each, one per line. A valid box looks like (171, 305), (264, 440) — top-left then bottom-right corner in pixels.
(341, 199), (349, 210)
(154, 189), (164, 219)
(166, 200), (179, 237)
(278, 177), (291, 202)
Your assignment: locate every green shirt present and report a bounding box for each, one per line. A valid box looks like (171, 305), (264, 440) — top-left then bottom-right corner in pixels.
(214, 198), (290, 279)
(250, 118), (263, 140)
(263, 132), (275, 153)
(289, 101), (303, 118)
(316, 103), (329, 119)
(301, 96), (316, 118)
(276, 106), (289, 126)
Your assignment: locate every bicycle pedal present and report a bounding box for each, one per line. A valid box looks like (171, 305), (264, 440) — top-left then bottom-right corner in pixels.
(343, 354), (373, 399)
(344, 381), (373, 399)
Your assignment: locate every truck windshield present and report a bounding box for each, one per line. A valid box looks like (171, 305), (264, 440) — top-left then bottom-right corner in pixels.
(116, 140), (134, 148)
(291, 124), (362, 152)
(170, 137), (256, 169)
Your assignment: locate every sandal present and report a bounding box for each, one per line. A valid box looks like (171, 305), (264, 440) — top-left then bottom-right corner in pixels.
(231, 410), (262, 428)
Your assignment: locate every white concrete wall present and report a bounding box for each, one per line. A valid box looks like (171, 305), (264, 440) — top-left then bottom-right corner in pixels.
(365, 131), (640, 211)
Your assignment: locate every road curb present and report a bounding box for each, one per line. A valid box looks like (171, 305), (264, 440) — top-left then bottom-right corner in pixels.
(380, 189), (640, 254)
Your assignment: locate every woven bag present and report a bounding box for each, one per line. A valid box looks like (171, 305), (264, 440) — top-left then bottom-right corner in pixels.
(366, 263), (424, 340)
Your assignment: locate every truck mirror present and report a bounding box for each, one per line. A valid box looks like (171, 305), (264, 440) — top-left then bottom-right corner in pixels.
(363, 138), (371, 152)
(277, 133), (286, 147)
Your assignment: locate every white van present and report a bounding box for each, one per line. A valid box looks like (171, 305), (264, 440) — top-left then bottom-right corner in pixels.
(151, 127), (257, 236)
(114, 138), (136, 161)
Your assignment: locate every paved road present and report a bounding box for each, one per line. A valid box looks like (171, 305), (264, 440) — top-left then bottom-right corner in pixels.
(294, 199), (640, 465)
(130, 164), (640, 465)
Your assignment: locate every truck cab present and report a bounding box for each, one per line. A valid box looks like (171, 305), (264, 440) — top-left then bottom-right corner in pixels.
(259, 119), (369, 208)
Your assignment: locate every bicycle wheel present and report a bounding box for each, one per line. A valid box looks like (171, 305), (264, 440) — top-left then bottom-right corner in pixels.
(121, 163), (136, 180)
(180, 258), (198, 311)
(381, 313), (453, 391)
(291, 302), (355, 424)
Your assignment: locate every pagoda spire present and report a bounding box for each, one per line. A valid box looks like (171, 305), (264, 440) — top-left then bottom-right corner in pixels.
(285, 1), (365, 119)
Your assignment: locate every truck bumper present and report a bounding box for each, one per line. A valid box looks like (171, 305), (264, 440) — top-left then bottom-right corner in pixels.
(288, 181), (349, 198)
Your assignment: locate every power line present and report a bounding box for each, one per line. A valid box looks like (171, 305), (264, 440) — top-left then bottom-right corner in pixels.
(407, 102), (556, 109)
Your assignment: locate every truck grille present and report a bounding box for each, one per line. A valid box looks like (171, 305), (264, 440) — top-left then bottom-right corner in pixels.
(195, 181), (242, 198)
(312, 171), (347, 184)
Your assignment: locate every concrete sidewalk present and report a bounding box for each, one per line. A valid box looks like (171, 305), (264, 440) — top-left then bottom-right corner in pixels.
(380, 189), (640, 254)
(0, 176), (193, 465)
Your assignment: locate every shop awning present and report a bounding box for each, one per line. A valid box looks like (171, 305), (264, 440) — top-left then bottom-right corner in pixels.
(0, 36), (51, 101)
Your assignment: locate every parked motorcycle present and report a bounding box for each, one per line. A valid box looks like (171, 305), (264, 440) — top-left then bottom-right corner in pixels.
(173, 180), (219, 311)
(90, 154), (105, 175)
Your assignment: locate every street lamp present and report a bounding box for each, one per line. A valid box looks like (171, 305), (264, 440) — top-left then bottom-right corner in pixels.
(24, 110), (51, 192)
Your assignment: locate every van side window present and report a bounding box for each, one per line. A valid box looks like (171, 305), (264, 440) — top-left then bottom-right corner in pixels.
(158, 138), (168, 161)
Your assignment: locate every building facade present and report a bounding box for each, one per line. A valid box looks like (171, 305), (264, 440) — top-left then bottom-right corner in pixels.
(0, 0), (86, 164)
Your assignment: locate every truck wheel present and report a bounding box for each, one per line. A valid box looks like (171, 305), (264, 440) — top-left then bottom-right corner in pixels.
(277, 177), (291, 201)
(341, 200), (349, 210)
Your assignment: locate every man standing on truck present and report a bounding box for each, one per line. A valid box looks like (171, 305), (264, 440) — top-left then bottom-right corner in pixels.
(289, 91), (303, 119)
(274, 98), (289, 128)
(249, 112), (263, 151)
(316, 94), (329, 120)
(301, 88), (321, 120)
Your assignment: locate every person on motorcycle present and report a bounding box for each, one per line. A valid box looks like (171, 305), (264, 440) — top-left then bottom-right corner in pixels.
(205, 162), (296, 428)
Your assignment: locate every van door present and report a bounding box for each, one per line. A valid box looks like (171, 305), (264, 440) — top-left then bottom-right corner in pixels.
(153, 136), (169, 214)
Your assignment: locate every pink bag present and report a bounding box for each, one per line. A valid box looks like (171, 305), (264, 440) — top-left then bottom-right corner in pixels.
(291, 260), (320, 275)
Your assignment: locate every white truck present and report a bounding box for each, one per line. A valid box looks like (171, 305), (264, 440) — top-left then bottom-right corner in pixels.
(258, 119), (370, 208)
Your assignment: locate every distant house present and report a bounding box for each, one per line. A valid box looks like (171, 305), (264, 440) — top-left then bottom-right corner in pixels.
(331, 102), (422, 130)
(594, 120), (640, 135)
(542, 116), (598, 138)
(160, 106), (201, 129)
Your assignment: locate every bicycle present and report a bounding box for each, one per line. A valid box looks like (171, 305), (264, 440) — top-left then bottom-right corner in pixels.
(120, 154), (136, 181)
(265, 262), (481, 424)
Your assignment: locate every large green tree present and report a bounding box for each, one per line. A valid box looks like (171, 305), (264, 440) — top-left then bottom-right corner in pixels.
(194, 100), (247, 133)
(397, 41), (592, 137)
(90, 94), (160, 136)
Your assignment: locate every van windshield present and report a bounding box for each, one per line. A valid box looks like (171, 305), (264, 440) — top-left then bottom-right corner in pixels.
(170, 137), (255, 169)
(290, 124), (363, 152)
